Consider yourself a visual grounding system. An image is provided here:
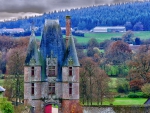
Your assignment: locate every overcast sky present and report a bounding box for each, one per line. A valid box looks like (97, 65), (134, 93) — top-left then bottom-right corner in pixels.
(0, 0), (138, 21)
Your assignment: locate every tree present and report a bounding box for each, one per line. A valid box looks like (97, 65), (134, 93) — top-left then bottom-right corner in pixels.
(124, 21), (133, 31)
(129, 79), (144, 92)
(94, 69), (112, 105)
(0, 97), (14, 113)
(116, 78), (129, 94)
(80, 57), (112, 105)
(127, 45), (150, 84)
(80, 57), (97, 105)
(105, 41), (132, 65)
(135, 37), (141, 45)
(5, 47), (26, 106)
(122, 30), (134, 44)
(133, 22), (143, 31)
(87, 38), (99, 48)
(86, 38), (99, 57)
(141, 83), (150, 96)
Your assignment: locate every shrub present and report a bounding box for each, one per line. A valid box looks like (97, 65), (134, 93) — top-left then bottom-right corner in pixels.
(128, 92), (139, 98)
(116, 79), (129, 94)
(0, 98), (14, 113)
(127, 92), (148, 98)
(115, 95), (121, 98)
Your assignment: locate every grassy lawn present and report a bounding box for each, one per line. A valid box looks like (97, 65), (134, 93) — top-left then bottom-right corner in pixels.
(83, 98), (147, 105)
(0, 79), (4, 86)
(103, 98), (147, 105)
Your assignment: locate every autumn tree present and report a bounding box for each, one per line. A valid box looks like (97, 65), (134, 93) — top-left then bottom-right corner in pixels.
(80, 57), (112, 105)
(4, 47), (26, 105)
(105, 41), (132, 65)
(80, 57), (97, 105)
(129, 79), (144, 92)
(87, 38), (99, 57)
(141, 83), (150, 96)
(93, 69), (112, 105)
(127, 45), (150, 84)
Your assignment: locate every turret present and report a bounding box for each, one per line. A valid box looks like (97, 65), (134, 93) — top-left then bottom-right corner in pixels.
(24, 28), (42, 113)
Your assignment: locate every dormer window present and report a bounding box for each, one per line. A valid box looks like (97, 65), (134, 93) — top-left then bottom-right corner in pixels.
(31, 67), (34, 76)
(69, 67), (72, 76)
(48, 66), (55, 77)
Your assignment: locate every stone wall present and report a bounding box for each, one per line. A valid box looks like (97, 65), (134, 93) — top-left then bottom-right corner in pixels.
(83, 105), (150, 113)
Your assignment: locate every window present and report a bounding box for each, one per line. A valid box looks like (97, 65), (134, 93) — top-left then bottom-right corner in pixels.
(69, 83), (72, 95)
(48, 66), (55, 77)
(31, 83), (34, 95)
(69, 67), (72, 76)
(49, 83), (55, 94)
(31, 67), (34, 76)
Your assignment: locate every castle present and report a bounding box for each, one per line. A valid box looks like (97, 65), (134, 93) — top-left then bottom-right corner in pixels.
(24, 16), (80, 113)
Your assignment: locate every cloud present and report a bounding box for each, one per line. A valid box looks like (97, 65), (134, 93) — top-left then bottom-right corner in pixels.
(0, 0), (137, 20)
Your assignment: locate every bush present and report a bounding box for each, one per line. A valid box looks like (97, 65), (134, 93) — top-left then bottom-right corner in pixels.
(127, 92), (149, 98)
(115, 95), (121, 98)
(116, 79), (129, 94)
(128, 92), (139, 98)
(0, 98), (14, 113)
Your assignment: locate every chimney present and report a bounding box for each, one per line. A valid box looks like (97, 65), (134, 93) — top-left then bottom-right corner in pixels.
(66, 16), (71, 48)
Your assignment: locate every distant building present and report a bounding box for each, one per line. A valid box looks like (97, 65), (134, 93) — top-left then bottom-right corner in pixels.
(0, 28), (24, 33)
(91, 26), (126, 33)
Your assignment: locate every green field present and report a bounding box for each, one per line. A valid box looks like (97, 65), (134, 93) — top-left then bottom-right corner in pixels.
(84, 98), (147, 105)
(103, 98), (147, 105)
(37, 31), (150, 44)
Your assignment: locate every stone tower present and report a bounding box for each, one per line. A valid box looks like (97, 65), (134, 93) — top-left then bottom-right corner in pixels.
(24, 28), (42, 113)
(24, 16), (80, 113)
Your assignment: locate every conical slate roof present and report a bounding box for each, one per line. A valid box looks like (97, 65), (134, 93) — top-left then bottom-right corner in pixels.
(25, 29), (40, 65)
(40, 19), (65, 81)
(63, 35), (80, 66)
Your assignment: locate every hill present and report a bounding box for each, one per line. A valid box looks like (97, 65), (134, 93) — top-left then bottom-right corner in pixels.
(1, 1), (150, 32)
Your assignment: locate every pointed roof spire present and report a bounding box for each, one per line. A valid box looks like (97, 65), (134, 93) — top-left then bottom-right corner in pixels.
(25, 24), (41, 66)
(63, 35), (80, 67)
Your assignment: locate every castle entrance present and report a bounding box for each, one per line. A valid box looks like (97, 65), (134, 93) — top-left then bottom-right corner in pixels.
(44, 104), (52, 113)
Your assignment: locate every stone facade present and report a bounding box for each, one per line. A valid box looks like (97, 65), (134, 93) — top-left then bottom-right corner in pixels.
(24, 16), (80, 113)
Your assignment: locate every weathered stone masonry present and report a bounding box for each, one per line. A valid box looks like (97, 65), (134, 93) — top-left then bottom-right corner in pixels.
(24, 16), (80, 113)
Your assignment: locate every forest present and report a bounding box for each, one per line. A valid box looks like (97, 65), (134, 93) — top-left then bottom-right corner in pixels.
(0, 1), (149, 34)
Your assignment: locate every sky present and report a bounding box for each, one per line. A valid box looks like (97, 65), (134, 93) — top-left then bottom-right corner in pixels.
(0, 0), (139, 21)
